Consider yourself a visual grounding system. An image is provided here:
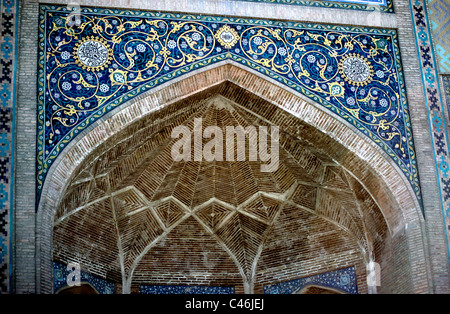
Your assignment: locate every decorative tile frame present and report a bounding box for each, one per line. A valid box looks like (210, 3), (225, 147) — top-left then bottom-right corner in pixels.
(263, 266), (358, 294)
(0, 0), (17, 294)
(53, 261), (115, 294)
(140, 285), (235, 294)
(37, 4), (422, 211)
(233, 0), (394, 13)
(410, 0), (450, 265)
(427, 0), (450, 74)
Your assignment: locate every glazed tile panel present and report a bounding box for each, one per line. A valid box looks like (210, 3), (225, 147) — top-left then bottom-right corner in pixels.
(37, 5), (420, 206)
(444, 76), (450, 109)
(410, 0), (450, 264)
(0, 0), (16, 294)
(140, 285), (234, 294)
(264, 266), (358, 294)
(233, 0), (394, 13)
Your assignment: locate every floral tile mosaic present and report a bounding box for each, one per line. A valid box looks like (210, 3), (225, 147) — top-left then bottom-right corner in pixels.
(37, 4), (421, 209)
(53, 261), (115, 294)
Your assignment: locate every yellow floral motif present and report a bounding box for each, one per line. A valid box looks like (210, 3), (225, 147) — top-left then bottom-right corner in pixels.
(328, 82), (345, 98)
(214, 25), (240, 49)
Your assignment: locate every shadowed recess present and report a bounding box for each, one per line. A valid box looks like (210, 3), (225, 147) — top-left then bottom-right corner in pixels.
(53, 84), (390, 293)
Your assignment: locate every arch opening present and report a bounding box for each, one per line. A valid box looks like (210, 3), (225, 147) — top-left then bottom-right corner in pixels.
(38, 64), (424, 294)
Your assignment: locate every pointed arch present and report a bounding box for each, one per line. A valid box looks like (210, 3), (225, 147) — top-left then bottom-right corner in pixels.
(36, 62), (426, 293)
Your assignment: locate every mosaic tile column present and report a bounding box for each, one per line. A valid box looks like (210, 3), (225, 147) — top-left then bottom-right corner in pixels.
(410, 0), (450, 265)
(0, 0), (17, 294)
(53, 262), (115, 294)
(443, 76), (450, 109)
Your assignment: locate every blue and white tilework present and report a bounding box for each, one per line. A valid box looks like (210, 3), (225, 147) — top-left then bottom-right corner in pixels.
(53, 261), (115, 294)
(443, 76), (450, 111)
(264, 266), (358, 294)
(428, 0), (450, 73)
(140, 285), (234, 294)
(0, 0), (17, 294)
(233, 0), (393, 13)
(410, 0), (450, 265)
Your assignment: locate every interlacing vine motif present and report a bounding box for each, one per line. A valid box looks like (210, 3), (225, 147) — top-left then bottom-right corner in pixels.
(38, 5), (420, 205)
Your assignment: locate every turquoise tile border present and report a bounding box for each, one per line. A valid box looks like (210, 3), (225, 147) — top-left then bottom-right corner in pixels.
(264, 266), (358, 294)
(428, 0), (450, 73)
(233, 0), (394, 12)
(140, 285), (234, 294)
(0, 0), (17, 294)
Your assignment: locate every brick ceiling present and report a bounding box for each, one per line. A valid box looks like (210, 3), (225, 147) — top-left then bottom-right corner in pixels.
(52, 82), (389, 290)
